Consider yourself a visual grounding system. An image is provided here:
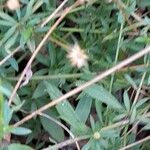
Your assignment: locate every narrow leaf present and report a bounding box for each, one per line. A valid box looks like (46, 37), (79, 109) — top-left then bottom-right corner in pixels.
(11, 127), (32, 135)
(7, 144), (33, 150)
(76, 82), (123, 110)
(123, 91), (130, 112)
(75, 94), (92, 123)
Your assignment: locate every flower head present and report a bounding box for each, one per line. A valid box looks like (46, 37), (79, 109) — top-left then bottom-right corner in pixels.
(67, 43), (88, 68)
(6, 0), (20, 11)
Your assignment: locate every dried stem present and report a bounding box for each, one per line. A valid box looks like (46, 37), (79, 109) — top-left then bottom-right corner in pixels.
(41, 0), (69, 27)
(13, 46), (150, 127)
(43, 135), (90, 150)
(119, 136), (150, 150)
(8, 0), (82, 106)
(114, 0), (143, 22)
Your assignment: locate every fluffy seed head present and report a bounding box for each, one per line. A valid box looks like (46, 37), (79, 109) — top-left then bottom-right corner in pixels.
(6, 0), (20, 10)
(67, 43), (88, 68)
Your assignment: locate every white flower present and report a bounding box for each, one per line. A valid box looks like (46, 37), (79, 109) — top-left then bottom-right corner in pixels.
(67, 43), (88, 68)
(6, 0), (20, 11)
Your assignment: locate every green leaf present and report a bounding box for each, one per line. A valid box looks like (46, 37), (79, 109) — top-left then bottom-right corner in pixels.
(123, 91), (130, 112)
(5, 32), (19, 50)
(7, 144), (33, 150)
(36, 54), (49, 66)
(0, 12), (17, 24)
(90, 115), (95, 131)
(130, 107), (136, 123)
(82, 139), (94, 150)
(48, 44), (56, 67)
(24, 0), (35, 19)
(76, 81), (123, 110)
(11, 127), (32, 135)
(40, 116), (64, 142)
(75, 94), (92, 123)
(135, 36), (150, 44)
(124, 74), (137, 89)
(0, 81), (21, 105)
(137, 0), (150, 8)
(9, 58), (19, 72)
(3, 100), (12, 125)
(27, 38), (35, 52)
(32, 81), (46, 99)
(44, 81), (89, 134)
(0, 20), (14, 26)
(0, 26), (16, 47)
(101, 129), (119, 138)
(12, 101), (25, 112)
(95, 100), (103, 124)
(142, 123), (150, 130)
(113, 113), (127, 122)
(22, 27), (33, 42)
(135, 98), (149, 109)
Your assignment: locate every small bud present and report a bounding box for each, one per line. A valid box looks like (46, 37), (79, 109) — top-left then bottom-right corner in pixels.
(93, 132), (101, 139)
(67, 43), (88, 68)
(6, 0), (20, 11)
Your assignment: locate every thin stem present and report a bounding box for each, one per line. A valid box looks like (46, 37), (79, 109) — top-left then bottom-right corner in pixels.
(101, 119), (129, 131)
(59, 27), (103, 34)
(133, 58), (149, 106)
(41, 0), (69, 27)
(13, 46), (150, 127)
(39, 113), (80, 150)
(4, 64), (150, 82)
(119, 136), (150, 150)
(49, 36), (70, 51)
(8, 0), (82, 106)
(5, 73), (84, 81)
(114, 0), (143, 22)
(109, 22), (124, 92)
(43, 135), (90, 150)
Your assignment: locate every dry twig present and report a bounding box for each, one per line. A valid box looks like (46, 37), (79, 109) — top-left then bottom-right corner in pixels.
(119, 136), (150, 150)
(41, 0), (69, 27)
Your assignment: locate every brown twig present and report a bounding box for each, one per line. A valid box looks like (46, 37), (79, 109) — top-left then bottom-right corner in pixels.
(119, 136), (150, 150)
(114, 0), (143, 22)
(13, 46), (150, 127)
(41, 0), (69, 27)
(43, 135), (89, 150)
(8, 0), (82, 106)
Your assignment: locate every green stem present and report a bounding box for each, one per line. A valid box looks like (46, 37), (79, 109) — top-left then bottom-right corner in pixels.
(4, 73), (89, 81)
(59, 27), (103, 34)
(109, 22), (124, 92)
(133, 57), (149, 106)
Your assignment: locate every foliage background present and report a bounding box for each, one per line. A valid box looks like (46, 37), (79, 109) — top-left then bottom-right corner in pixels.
(0, 0), (150, 149)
